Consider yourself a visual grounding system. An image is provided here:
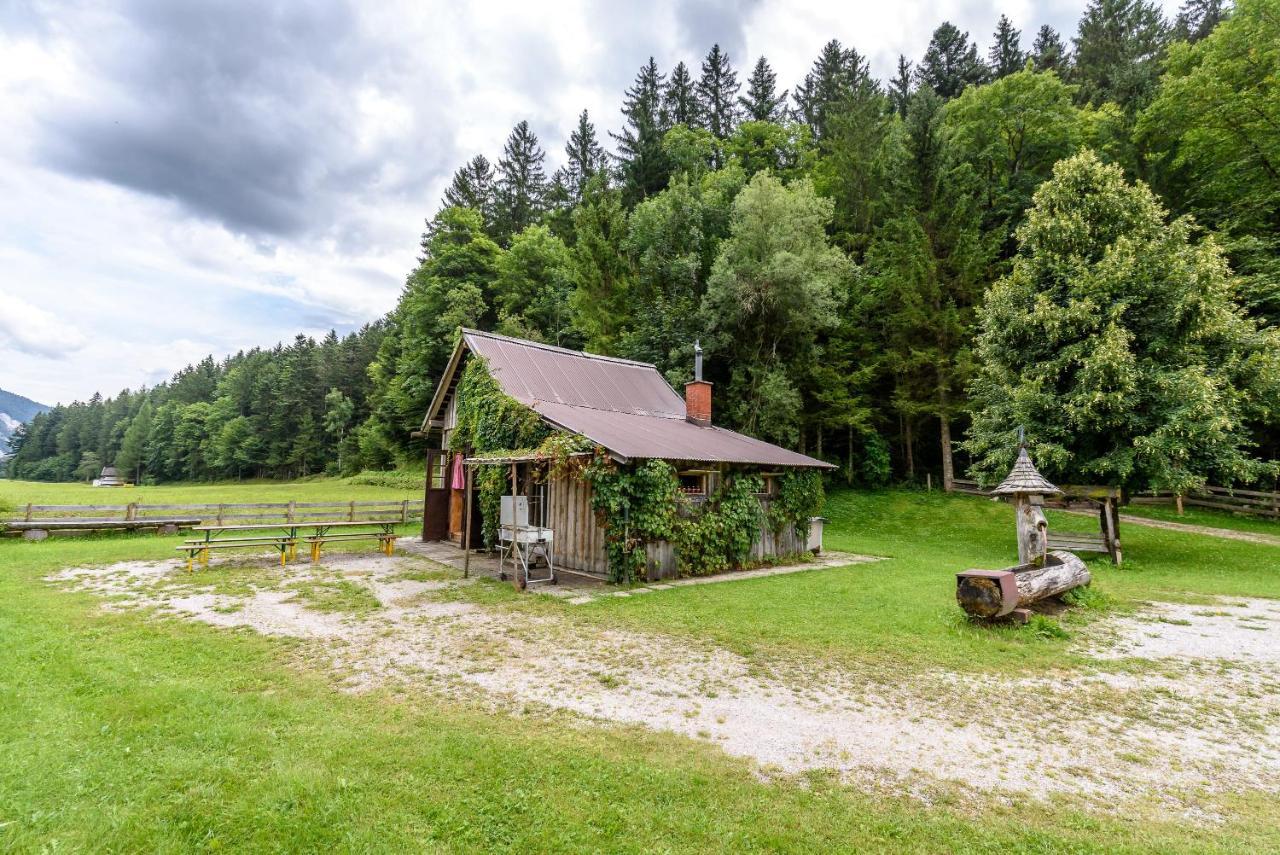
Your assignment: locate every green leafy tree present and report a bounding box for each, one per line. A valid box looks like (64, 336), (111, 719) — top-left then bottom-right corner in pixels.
(725, 120), (813, 180)
(989, 15), (1027, 78)
(1138, 0), (1280, 325)
(917, 22), (988, 98)
(430, 155), (496, 248)
(493, 224), (576, 345)
(965, 151), (1280, 494)
(943, 66), (1083, 255)
(702, 172), (848, 445)
(74, 450), (102, 483)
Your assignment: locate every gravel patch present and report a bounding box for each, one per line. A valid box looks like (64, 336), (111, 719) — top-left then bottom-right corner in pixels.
(51, 554), (1280, 818)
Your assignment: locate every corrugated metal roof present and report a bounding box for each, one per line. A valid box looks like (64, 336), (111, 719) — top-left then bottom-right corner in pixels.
(531, 400), (833, 468)
(432, 329), (832, 469)
(463, 330), (686, 418)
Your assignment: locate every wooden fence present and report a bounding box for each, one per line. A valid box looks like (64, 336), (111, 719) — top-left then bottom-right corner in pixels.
(6, 499), (424, 528)
(954, 479), (1280, 520)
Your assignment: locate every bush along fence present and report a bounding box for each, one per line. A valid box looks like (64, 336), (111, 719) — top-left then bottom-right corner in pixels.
(2, 500), (424, 537)
(955, 479), (1280, 520)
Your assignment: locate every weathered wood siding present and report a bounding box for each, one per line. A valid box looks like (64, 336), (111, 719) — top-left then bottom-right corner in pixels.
(548, 480), (815, 581)
(548, 474), (608, 577)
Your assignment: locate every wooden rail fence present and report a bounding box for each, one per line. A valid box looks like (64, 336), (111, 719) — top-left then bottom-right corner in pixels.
(4, 499), (424, 533)
(955, 479), (1280, 520)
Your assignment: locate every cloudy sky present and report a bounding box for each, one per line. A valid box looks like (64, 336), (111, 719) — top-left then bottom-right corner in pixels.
(0, 0), (1179, 406)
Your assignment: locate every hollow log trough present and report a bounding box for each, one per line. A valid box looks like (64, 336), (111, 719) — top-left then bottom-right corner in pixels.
(956, 550), (1091, 619)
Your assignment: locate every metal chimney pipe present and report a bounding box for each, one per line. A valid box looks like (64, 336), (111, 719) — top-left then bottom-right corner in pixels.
(694, 340), (703, 382)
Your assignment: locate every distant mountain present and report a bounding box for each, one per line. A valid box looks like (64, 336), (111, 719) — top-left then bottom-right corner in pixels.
(0, 388), (50, 452)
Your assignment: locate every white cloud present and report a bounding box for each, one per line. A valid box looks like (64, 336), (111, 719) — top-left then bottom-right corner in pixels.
(0, 0), (1182, 405)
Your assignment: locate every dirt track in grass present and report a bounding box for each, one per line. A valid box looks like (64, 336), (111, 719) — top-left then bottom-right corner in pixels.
(50, 552), (1280, 820)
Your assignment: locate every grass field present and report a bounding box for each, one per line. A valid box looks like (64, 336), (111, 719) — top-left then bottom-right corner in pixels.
(2, 485), (1278, 851)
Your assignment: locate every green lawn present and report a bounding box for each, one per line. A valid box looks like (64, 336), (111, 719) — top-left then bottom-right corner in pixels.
(0, 476), (421, 508)
(2, 487), (1278, 852)
(568, 490), (1280, 677)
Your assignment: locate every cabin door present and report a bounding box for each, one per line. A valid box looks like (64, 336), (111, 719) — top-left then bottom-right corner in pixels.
(422, 450), (450, 541)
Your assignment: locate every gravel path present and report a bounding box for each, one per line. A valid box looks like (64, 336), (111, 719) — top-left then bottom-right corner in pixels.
(1115, 514), (1280, 546)
(51, 554), (1280, 820)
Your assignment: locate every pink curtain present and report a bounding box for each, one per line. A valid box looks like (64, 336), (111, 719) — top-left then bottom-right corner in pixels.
(450, 452), (465, 490)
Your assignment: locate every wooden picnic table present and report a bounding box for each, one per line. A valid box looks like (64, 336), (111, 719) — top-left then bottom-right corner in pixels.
(183, 519), (404, 569)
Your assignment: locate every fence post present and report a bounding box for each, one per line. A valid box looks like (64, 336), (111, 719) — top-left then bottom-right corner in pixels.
(401, 500), (408, 523)
(287, 500), (296, 524)
(349, 501), (355, 522)
(24, 503), (33, 522)
(217, 504), (225, 525)
(126, 502), (137, 522)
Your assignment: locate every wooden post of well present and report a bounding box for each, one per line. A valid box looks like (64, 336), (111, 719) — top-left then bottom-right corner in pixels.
(462, 462), (473, 579)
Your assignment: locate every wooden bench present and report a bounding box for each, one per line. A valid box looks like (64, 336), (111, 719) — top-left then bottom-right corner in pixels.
(303, 531), (398, 562)
(1046, 532), (1108, 554)
(6, 518), (202, 539)
(177, 536), (296, 572)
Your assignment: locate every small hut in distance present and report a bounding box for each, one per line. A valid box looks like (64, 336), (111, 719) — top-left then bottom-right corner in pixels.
(92, 466), (127, 487)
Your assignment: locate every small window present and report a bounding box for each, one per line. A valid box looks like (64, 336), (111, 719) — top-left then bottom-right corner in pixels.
(757, 474), (778, 497)
(678, 472), (708, 496)
(429, 454), (448, 489)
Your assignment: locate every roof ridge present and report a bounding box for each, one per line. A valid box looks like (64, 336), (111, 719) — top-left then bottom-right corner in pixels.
(461, 328), (658, 369)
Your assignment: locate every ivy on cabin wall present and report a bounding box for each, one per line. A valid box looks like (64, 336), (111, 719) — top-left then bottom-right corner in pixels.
(582, 455), (680, 584)
(670, 474), (763, 577)
(767, 469), (824, 542)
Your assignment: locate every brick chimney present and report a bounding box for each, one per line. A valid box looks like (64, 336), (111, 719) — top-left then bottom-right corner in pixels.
(685, 340), (712, 426)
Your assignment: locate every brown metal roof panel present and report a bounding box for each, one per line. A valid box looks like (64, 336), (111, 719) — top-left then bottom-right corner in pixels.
(531, 401), (834, 468)
(464, 329), (685, 417)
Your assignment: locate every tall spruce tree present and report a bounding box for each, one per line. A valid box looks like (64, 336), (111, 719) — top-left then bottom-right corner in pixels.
(423, 156), (498, 254)
(1172, 0), (1227, 42)
(561, 109), (608, 203)
(1072, 0), (1169, 115)
(865, 87), (990, 491)
(493, 121), (548, 244)
(1031, 24), (1070, 72)
(888, 55), (913, 118)
(917, 22), (988, 98)
(738, 56), (787, 122)
(989, 15), (1026, 78)
(696, 44), (741, 147)
(663, 61), (700, 127)
(613, 57), (670, 205)
(793, 40), (870, 141)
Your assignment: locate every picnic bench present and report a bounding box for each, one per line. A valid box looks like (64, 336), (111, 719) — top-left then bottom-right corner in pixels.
(179, 520), (401, 571)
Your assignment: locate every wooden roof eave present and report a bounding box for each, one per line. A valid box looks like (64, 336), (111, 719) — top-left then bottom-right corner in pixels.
(420, 337), (470, 432)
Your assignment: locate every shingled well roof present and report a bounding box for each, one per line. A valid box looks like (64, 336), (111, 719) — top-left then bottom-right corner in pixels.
(425, 330), (833, 469)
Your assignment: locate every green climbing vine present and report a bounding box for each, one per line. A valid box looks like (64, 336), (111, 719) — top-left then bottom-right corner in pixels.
(582, 454), (680, 584)
(448, 357), (549, 457)
(766, 469), (825, 542)
(671, 474), (763, 577)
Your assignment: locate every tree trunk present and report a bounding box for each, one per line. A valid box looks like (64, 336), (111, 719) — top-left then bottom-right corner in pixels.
(956, 551), (1091, 619)
(903, 418), (915, 480)
(847, 423), (854, 486)
(939, 413), (955, 492)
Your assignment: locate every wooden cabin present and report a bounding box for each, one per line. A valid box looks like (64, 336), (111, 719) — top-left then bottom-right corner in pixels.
(419, 330), (834, 582)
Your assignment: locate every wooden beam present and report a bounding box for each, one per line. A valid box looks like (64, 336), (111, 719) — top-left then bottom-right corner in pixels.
(462, 463), (473, 579)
